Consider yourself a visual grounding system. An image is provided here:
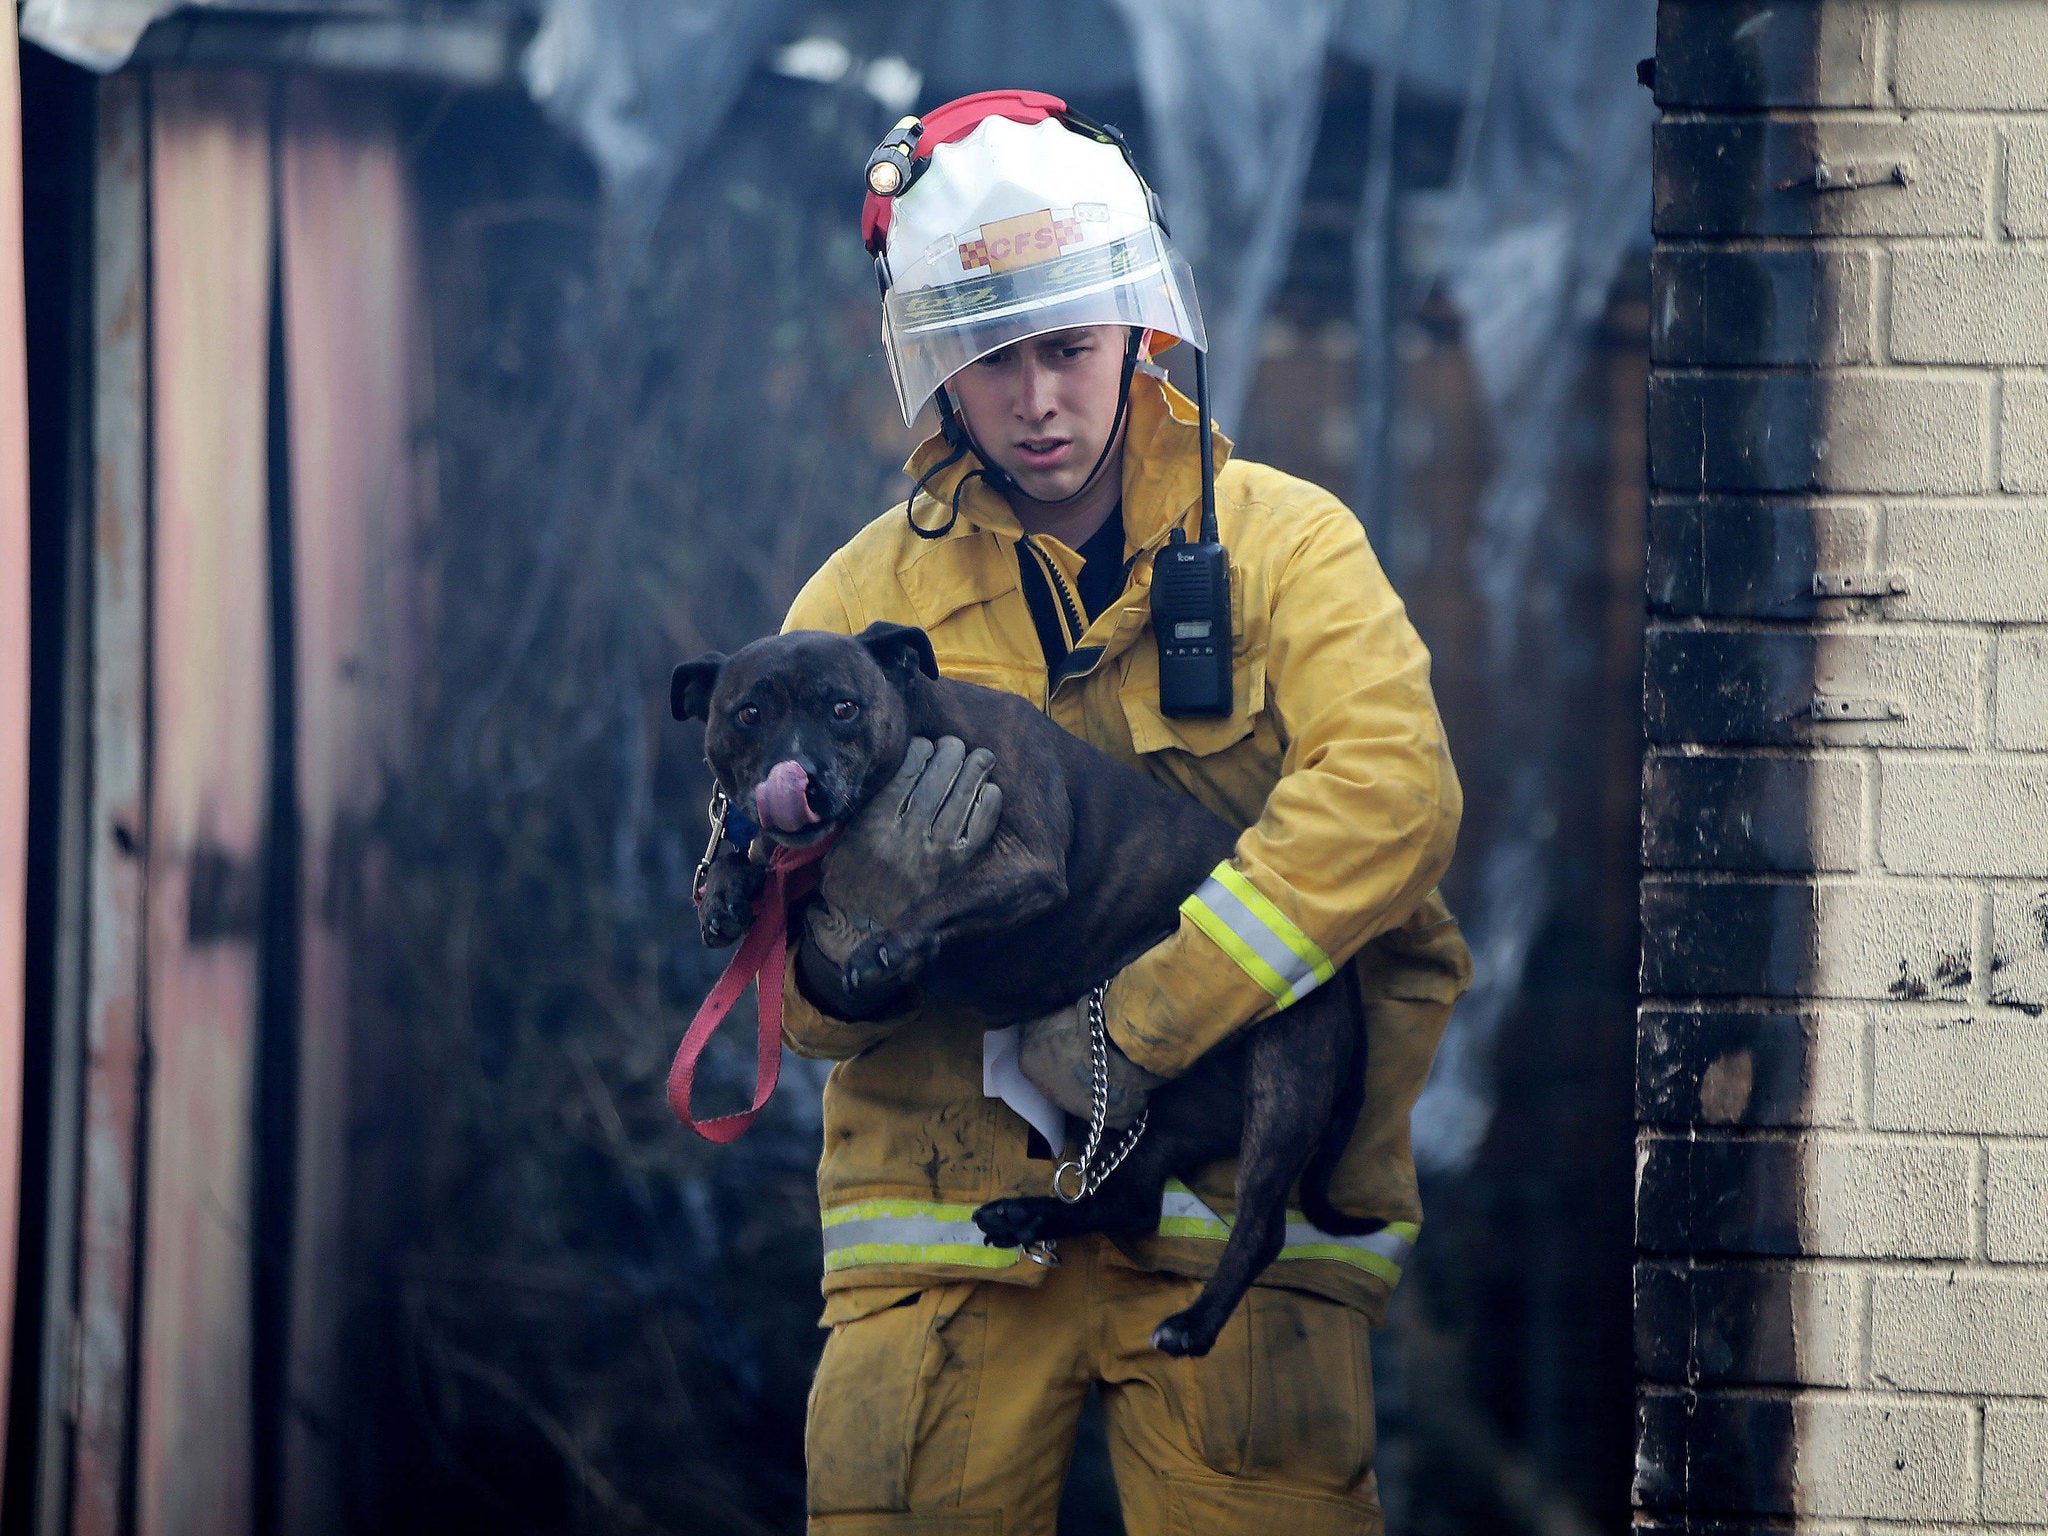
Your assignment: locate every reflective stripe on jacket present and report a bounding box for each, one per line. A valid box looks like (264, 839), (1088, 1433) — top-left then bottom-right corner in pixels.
(780, 371), (1472, 1321)
(822, 1182), (1419, 1287)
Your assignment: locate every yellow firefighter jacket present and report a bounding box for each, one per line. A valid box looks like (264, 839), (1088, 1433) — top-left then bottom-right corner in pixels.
(779, 371), (1472, 1325)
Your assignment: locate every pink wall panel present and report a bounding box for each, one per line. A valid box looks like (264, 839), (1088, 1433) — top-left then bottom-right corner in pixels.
(141, 70), (272, 1536)
(0, 1), (33, 1492)
(277, 77), (427, 1532)
(69, 70), (152, 1536)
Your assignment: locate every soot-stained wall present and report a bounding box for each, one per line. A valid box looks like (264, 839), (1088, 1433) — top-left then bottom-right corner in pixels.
(1640, 1), (2048, 1527)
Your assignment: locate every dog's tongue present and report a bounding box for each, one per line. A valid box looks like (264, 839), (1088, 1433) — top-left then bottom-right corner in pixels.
(755, 760), (820, 833)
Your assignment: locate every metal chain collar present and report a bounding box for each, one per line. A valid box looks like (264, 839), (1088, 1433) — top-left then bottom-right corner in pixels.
(1051, 983), (1148, 1204)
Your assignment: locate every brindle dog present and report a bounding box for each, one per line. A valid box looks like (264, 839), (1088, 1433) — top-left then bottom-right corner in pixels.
(673, 621), (1381, 1358)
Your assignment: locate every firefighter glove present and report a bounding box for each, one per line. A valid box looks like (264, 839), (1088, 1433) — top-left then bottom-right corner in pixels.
(1018, 992), (1166, 1131)
(805, 735), (1001, 967)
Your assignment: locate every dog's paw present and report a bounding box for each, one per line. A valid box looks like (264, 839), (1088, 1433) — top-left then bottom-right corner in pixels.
(973, 1197), (1056, 1250)
(698, 896), (751, 948)
(841, 929), (935, 1002)
(698, 854), (765, 948)
(1149, 1309), (1220, 1359)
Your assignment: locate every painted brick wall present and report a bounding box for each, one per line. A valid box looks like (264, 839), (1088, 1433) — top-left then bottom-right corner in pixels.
(1640, 2), (2048, 1529)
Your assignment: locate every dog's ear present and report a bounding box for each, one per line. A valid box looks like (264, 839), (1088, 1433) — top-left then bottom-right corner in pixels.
(671, 653), (727, 721)
(857, 622), (938, 684)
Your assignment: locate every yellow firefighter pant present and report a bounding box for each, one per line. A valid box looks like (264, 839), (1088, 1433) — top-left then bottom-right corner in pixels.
(805, 1234), (1381, 1536)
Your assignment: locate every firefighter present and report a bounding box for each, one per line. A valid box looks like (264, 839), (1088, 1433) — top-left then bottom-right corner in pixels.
(781, 90), (1471, 1535)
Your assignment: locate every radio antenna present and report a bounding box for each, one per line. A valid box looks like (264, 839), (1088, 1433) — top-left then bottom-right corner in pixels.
(1195, 345), (1218, 544)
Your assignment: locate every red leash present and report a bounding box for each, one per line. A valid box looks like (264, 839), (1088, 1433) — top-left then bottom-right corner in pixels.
(669, 837), (835, 1143)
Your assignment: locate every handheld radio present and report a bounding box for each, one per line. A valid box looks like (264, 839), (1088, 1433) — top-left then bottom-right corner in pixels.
(1152, 347), (1233, 716)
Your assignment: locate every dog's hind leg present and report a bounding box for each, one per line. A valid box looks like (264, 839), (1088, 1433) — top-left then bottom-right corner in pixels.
(1297, 964), (1386, 1238)
(1148, 993), (1349, 1359)
(972, 1124), (1177, 1251)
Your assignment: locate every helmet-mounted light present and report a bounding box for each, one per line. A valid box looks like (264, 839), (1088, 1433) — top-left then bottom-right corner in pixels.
(864, 115), (921, 198)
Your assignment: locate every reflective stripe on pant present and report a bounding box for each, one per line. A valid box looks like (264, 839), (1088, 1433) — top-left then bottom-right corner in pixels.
(805, 1235), (1381, 1536)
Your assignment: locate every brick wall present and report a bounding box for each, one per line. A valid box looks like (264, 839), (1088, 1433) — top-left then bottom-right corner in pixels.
(1640, 2), (2048, 1529)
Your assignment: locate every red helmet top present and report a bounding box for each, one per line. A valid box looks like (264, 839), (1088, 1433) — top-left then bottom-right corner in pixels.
(860, 89), (1069, 256)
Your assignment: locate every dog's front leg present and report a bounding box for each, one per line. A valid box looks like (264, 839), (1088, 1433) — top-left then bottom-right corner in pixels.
(839, 834), (1067, 1003)
(698, 849), (767, 948)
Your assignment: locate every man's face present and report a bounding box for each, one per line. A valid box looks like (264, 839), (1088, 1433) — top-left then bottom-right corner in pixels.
(945, 326), (1130, 502)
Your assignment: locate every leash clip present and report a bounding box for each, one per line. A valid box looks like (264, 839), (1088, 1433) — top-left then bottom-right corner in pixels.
(693, 786), (734, 907)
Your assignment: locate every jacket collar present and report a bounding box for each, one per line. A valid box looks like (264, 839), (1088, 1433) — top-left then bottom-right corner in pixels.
(899, 370), (1233, 558)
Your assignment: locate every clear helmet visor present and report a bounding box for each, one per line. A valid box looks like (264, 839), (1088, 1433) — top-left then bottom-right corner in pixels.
(881, 224), (1206, 427)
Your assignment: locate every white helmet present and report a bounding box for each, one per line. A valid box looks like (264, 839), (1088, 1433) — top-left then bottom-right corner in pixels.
(862, 91), (1207, 428)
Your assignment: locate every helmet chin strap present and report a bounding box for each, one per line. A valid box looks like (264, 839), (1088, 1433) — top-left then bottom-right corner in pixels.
(935, 326), (1144, 515)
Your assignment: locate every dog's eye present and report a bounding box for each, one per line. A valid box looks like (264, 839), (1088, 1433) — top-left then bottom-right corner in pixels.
(832, 700), (860, 721)
(735, 704), (761, 727)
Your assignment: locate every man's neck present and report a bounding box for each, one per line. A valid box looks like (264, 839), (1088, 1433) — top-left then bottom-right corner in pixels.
(1007, 442), (1125, 551)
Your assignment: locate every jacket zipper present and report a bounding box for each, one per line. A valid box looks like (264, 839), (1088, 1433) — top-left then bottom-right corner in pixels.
(1027, 538), (1087, 652)
(1023, 537), (1092, 711)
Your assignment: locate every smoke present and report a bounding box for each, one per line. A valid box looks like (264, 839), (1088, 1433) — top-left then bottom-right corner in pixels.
(1105, 0), (1346, 432)
(524, 0), (800, 241)
(1404, 0), (1654, 1172)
